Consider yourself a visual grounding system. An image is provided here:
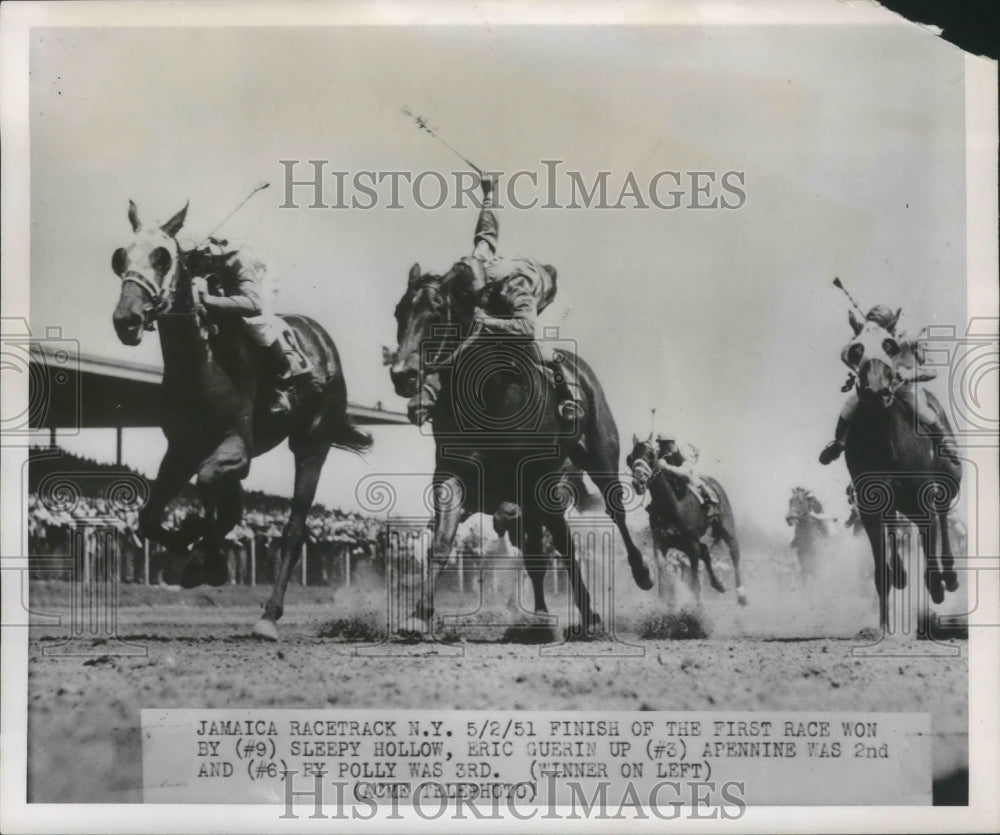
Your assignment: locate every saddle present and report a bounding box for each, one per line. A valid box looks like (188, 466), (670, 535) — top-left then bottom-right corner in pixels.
(661, 471), (708, 500)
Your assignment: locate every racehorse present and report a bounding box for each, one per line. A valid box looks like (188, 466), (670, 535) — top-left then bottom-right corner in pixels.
(837, 310), (961, 629)
(845, 485), (866, 536)
(785, 487), (830, 582)
(626, 436), (746, 606)
(110, 201), (371, 640)
(386, 263), (653, 639)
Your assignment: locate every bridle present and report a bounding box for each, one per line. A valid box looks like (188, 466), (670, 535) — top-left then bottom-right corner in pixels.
(119, 238), (182, 329)
(843, 324), (906, 406)
(787, 491), (814, 523)
(629, 443), (656, 491)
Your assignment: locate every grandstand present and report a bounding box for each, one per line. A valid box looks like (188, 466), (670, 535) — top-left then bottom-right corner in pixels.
(24, 345), (408, 587)
(27, 344), (407, 460)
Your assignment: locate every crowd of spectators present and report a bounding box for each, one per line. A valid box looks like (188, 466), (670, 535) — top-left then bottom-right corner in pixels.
(26, 447), (385, 585)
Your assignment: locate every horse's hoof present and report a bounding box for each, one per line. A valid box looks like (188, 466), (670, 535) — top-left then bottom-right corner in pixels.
(631, 563), (654, 591)
(252, 619), (280, 641)
(179, 563), (203, 589)
(892, 568), (908, 591)
(205, 562), (229, 588)
(943, 572), (959, 592)
(736, 587), (748, 606)
(566, 612), (605, 641)
(504, 621), (560, 644)
(710, 577), (726, 594)
(585, 612), (607, 639)
(928, 578), (945, 605)
(397, 618), (429, 640)
(855, 626), (882, 642)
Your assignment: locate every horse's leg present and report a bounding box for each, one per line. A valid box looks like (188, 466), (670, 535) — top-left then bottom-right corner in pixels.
(885, 523), (907, 591)
(654, 540), (670, 603)
(922, 516), (946, 605)
(502, 510), (527, 613)
(253, 444), (329, 640)
(138, 443), (202, 554)
(401, 475), (464, 639)
(587, 471), (653, 591)
(698, 537), (727, 595)
(714, 517), (747, 605)
(544, 510), (599, 634)
(937, 511), (958, 592)
(678, 536), (702, 607)
(200, 479), (242, 588)
(177, 484), (216, 589)
(522, 514), (548, 616)
(861, 513), (890, 631)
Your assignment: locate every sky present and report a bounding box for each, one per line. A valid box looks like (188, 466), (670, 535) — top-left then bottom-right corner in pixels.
(28, 23), (967, 528)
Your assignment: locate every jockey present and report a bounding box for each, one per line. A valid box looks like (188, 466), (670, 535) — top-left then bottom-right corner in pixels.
(797, 488), (837, 527)
(187, 239), (314, 415)
(407, 175), (585, 426)
(819, 304), (959, 465)
(654, 435), (718, 517)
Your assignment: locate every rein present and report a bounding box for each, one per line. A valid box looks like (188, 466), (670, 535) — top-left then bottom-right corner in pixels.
(410, 276), (464, 372)
(121, 270), (171, 327)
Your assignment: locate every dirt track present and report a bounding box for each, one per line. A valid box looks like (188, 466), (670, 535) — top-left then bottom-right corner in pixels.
(27, 549), (968, 804)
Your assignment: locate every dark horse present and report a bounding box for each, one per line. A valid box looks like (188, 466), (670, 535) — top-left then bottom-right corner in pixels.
(837, 312), (960, 630)
(110, 201), (371, 640)
(387, 263), (652, 639)
(785, 487), (831, 582)
(626, 436), (746, 606)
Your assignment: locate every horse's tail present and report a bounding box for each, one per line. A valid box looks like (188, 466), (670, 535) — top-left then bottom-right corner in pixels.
(703, 476), (737, 532)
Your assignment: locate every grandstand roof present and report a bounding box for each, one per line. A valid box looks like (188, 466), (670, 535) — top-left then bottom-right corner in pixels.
(28, 344), (408, 429)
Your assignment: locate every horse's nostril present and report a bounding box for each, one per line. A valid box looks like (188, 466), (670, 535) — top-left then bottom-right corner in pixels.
(391, 367), (418, 385)
(115, 311), (142, 330)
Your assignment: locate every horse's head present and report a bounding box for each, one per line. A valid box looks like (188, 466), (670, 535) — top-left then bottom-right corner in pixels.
(626, 434), (657, 495)
(388, 263), (454, 397)
(111, 201), (188, 345)
(842, 308), (903, 409)
(786, 486), (820, 525)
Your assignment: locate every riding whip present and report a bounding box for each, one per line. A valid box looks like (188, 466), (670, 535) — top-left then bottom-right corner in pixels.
(400, 107), (484, 176)
(197, 181), (271, 247)
(832, 277), (866, 317)
(649, 408), (657, 440)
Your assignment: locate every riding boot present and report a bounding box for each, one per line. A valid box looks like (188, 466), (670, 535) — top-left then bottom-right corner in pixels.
(263, 339), (294, 416)
(551, 351), (586, 425)
(819, 417), (849, 465)
(926, 419), (960, 464)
